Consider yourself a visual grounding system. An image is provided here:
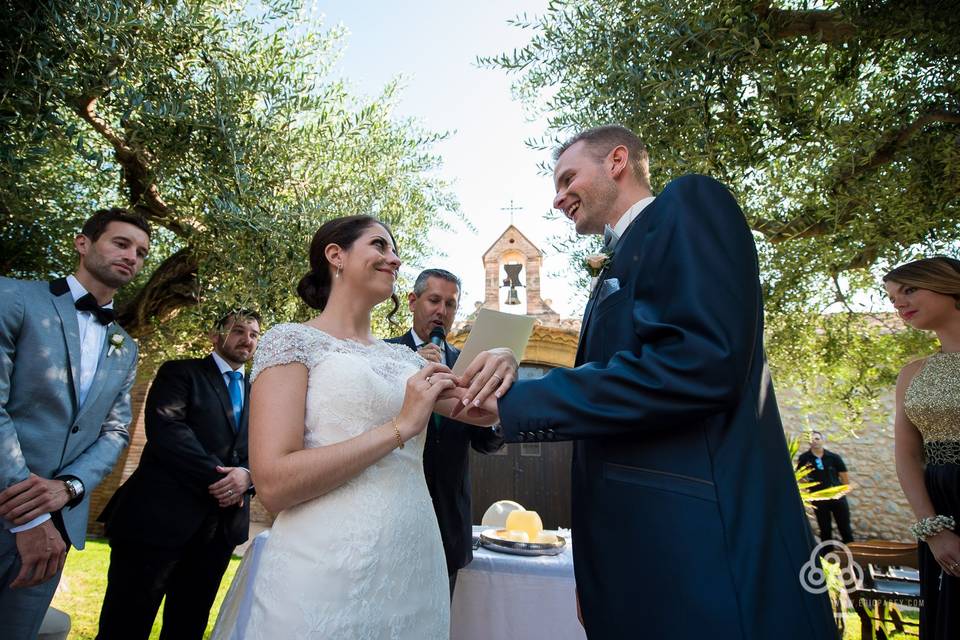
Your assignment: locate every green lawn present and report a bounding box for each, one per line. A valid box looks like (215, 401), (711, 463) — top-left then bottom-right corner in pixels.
(51, 538), (240, 640)
(50, 540), (918, 639)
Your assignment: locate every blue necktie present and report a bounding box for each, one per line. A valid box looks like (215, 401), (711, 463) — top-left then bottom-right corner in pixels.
(226, 371), (243, 431)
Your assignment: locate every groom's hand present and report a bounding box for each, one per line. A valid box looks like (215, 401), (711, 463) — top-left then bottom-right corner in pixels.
(0, 474), (70, 525)
(453, 348), (518, 416)
(10, 519), (66, 588)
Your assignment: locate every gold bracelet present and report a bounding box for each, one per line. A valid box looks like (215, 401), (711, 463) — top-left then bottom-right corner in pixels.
(393, 419), (404, 450)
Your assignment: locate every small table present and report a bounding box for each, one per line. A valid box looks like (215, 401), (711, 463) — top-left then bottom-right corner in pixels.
(450, 526), (587, 640)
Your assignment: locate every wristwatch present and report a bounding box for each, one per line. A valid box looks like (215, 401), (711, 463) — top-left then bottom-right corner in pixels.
(62, 478), (84, 501)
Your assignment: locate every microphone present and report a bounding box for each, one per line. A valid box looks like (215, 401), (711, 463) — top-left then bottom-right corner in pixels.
(429, 326), (445, 347)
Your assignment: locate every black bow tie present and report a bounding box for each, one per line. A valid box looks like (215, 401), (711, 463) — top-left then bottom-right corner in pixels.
(74, 293), (115, 326)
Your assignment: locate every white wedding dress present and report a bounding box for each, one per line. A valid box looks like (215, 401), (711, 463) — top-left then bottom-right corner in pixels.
(213, 323), (449, 639)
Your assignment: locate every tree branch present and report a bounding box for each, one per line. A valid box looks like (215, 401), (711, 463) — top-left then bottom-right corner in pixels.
(834, 110), (960, 185)
(754, 3), (858, 43)
(115, 247), (199, 337)
(752, 108), (960, 243)
(68, 93), (191, 238)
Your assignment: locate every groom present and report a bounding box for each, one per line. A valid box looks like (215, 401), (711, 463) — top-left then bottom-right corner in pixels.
(0, 208), (149, 639)
(467, 126), (836, 638)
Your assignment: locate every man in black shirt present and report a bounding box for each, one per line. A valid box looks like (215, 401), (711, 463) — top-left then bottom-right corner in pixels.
(796, 430), (854, 543)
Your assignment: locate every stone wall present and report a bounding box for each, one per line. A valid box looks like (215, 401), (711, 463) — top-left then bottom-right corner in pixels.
(779, 389), (915, 542)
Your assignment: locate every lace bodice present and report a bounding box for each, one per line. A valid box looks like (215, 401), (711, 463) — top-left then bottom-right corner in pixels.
(251, 322), (422, 385)
(252, 323), (425, 448)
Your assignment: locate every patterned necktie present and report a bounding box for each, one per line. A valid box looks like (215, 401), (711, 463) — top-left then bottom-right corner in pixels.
(226, 370), (243, 431)
(602, 224), (620, 253)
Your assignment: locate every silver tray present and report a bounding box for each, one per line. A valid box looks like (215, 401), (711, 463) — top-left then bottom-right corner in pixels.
(479, 529), (567, 557)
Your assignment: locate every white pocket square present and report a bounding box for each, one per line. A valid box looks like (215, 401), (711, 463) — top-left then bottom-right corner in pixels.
(597, 277), (620, 303)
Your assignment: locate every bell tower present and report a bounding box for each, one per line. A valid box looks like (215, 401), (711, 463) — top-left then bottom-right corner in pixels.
(480, 225), (559, 321)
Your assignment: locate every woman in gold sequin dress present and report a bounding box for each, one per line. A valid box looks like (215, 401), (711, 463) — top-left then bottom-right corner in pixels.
(884, 256), (960, 640)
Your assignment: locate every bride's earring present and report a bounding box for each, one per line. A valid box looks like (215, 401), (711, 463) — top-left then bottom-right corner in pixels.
(336, 263), (342, 279)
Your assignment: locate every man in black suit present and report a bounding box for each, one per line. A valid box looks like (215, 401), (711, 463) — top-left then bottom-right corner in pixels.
(388, 269), (503, 597)
(96, 310), (261, 640)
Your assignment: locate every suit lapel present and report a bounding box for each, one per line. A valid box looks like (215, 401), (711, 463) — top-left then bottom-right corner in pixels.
(575, 205), (657, 365)
(201, 356), (238, 436)
(49, 279), (83, 409)
(237, 376), (251, 437)
(75, 328), (120, 419)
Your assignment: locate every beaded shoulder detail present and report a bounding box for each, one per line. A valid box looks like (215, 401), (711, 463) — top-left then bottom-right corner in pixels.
(904, 351), (960, 451)
(250, 323), (424, 383)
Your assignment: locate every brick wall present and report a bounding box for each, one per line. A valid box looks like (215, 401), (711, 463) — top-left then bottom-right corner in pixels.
(86, 378), (151, 537)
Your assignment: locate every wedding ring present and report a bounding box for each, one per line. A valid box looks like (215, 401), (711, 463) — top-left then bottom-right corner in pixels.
(426, 376), (433, 385)
(227, 489), (234, 496)
(492, 374), (503, 383)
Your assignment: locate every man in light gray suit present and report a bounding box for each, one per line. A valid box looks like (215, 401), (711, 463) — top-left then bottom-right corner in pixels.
(0, 208), (151, 639)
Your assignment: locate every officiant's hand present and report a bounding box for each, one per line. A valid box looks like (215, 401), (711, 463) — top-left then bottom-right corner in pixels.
(416, 342), (443, 364)
(397, 363), (457, 441)
(453, 348), (518, 414)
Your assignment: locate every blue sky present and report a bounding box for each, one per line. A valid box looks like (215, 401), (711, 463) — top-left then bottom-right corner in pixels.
(312, 0), (586, 318)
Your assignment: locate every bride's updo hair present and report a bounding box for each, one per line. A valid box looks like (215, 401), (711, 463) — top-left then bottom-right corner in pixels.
(297, 215), (401, 320)
(883, 256), (960, 309)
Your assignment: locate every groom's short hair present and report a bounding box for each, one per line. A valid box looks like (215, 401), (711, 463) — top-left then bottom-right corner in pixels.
(81, 207), (152, 241)
(554, 125), (650, 189)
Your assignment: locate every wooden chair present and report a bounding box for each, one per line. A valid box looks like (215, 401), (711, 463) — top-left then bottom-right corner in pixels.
(842, 541), (920, 640)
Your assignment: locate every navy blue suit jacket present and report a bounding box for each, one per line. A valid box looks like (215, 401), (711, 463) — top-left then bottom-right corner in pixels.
(387, 331), (503, 574)
(497, 176), (836, 639)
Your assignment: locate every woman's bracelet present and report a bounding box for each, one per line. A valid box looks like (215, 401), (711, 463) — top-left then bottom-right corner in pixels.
(909, 514), (956, 541)
(392, 419), (404, 450)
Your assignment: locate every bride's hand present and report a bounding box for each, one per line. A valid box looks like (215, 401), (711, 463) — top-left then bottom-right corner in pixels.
(396, 363), (457, 441)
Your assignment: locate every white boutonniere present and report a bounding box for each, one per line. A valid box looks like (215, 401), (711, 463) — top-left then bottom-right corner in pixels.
(583, 253), (611, 277)
(107, 333), (125, 357)
(584, 249), (613, 292)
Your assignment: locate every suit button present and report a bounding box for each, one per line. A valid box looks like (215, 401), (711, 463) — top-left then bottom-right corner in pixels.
(71, 426), (79, 433)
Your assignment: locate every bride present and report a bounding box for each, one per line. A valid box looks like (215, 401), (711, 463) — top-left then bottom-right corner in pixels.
(213, 215), (507, 639)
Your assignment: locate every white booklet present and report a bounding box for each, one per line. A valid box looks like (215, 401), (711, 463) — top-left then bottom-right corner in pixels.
(452, 308), (536, 376)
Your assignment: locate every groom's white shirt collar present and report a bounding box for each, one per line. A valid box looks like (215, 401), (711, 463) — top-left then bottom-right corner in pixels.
(611, 196), (656, 239)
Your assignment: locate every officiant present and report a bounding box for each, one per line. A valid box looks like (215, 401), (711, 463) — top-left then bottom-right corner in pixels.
(388, 268), (503, 597)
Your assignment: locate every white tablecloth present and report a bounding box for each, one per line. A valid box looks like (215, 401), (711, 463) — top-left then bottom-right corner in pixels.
(213, 527), (586, 640)
(451, 526), (587, 640)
